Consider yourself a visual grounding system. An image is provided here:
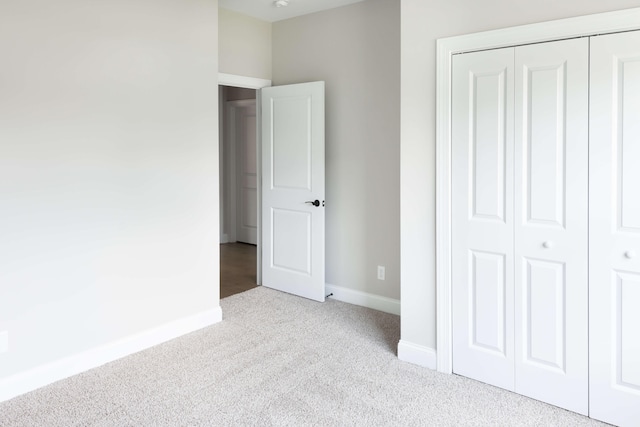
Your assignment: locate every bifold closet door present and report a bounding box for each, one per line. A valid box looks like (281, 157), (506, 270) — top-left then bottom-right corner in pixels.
(513, 38), (589, 415)
(590, 30), (640, 427)
(452, 47), (515, 391)
(452, 38), (589, 413)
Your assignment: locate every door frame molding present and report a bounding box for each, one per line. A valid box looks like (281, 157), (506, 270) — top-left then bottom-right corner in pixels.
(435, 7), (640, 374)
(218, 73), (271, 285)
(219, 73), (271, 90)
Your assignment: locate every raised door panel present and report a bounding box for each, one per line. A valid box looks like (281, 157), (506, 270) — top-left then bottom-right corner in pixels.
(271, 208), (311, 275)
(452, 47), (515, 390)
(514, 38), (589, 415)
(590, 30), (640, 427)
(470, 251), (507, 355)
(523, 259), (566, 371)
(615, 272), (640, 392)
(271, 96), (312, 190)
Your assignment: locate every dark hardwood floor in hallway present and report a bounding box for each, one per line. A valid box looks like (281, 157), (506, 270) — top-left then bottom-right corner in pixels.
(220, 243), (257, 299)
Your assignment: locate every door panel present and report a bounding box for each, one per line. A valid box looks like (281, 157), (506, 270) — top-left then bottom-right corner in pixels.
(524, 65), (565, 226)
(514, 38), (589, 415)
(470, 250), (507, 354)
(452, 47), (515, 391)
(616, 271), (640, 391)
(272, 208), (311, 274)
(261, 82), (325, 302)
(590, 30), (640, 426)
(523, 258), (565, 371)
(272, 97), (312, 190)
(471, 72), (509, 221)
(618, 59), (640, 231)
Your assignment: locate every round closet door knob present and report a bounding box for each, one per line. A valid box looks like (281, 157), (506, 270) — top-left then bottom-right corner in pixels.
(542, 241), (554, 249)
(625, 250), (637, 259)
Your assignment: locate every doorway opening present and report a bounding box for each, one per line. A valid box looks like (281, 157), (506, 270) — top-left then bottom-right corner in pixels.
(217, 75), (326, 303)
(219, 85), (258, 299)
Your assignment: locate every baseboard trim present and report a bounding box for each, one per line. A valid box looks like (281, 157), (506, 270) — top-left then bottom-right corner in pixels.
(325, 284), (400, 316)
(0, 306), (222, 403)
(398, 340), (437, 369)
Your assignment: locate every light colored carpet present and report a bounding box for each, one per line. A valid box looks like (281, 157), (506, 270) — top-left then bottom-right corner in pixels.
(0, 287), (606, 426)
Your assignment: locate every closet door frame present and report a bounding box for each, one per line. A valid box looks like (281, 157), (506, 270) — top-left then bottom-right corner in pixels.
(435, 7), (640, 375)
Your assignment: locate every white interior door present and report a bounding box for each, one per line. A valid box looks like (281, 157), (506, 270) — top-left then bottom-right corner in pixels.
(236, 103), (258, 245)
(589, 30), (640, 427)
(261, 81), (325, 302)
(452, 47), (515, 390)
(513, 38), (589, 414)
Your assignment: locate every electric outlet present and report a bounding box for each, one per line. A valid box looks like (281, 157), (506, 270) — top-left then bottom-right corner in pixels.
(0, 331), (8, 354)
(377, 265), (386, 280)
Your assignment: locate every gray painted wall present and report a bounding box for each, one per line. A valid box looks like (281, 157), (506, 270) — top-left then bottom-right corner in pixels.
(273, 0), (401, 300)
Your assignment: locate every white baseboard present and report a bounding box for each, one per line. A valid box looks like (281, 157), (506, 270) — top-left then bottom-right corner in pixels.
(325, 284), (400, 316)
(398, 340), (437, 369)
(0, 306), (222, 403)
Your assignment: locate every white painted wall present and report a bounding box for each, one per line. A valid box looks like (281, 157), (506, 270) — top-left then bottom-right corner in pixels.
(219, 8), (272, 80)
(272, 0), (401, 301)
(400, 0), (640, 354)
(0, 0), (220, 390)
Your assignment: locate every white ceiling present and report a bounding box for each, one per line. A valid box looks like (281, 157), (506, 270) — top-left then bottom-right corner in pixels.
(219, 0), (366, 23)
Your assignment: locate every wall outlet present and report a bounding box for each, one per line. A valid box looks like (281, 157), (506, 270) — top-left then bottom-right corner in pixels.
(0, 331), (8, 354)
(377, 265), (386, 280)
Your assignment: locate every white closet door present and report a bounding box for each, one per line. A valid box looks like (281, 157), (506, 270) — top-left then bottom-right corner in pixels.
(590, 31), (640, 427)
(452, 48), (515, 390)
(513, 38), (589, 414)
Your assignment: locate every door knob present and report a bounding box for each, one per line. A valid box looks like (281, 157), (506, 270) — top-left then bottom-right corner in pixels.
(542, 241), (554, 249)
(305, 200), (321, 207)
(625, 250), (637, 259)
